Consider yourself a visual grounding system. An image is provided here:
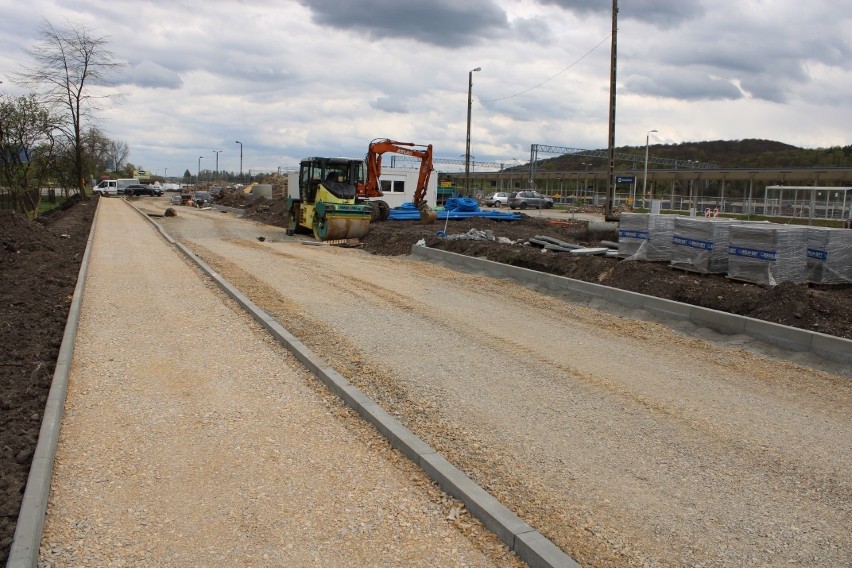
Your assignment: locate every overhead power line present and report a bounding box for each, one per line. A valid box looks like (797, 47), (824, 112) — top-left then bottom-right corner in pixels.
(490, 34), (612, 102)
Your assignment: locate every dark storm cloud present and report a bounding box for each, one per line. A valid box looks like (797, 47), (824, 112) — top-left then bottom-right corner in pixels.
(637, 19), (850, 104)
(538, 0), (704, 26)
(297, 0), (509, 47)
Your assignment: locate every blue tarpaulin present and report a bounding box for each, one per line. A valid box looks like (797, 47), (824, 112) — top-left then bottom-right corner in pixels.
(387, 201), (521, 221)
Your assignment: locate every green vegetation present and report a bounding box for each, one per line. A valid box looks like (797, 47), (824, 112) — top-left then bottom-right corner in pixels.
(537, 139), (852, 171)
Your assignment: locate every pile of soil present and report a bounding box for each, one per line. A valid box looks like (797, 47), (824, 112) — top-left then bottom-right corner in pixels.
(0, 196), (849, 562)
(0, 196), (94, 562)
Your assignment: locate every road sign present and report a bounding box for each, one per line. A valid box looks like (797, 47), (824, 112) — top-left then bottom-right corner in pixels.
(616, 176), (636, 184)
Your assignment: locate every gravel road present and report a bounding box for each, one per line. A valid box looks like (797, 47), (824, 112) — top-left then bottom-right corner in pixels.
(145, 201), (851, 567)
(39, 199), (522, 567)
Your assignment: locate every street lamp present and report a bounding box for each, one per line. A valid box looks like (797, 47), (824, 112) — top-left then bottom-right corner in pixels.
(643, 129), (658, 204)
(235, 141), (243, 181)
(579, 163), (591, 200)
(197, 156), (203, 187)
(212, 150), (222, 175)
(464, 66), (481, 195)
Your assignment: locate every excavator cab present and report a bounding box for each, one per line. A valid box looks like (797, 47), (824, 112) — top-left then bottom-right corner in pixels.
(286, 157), (373, 241)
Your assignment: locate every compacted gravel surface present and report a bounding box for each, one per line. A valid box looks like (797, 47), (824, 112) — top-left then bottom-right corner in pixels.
(39, 199), (521, 567)
(41, 199), (851, 567)
(151, 202), (850, 568)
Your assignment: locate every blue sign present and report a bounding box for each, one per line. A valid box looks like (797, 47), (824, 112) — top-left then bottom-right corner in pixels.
(619, 229), (648, 240)
(616, 176), (636, 184)
(673, 235), (713, 250)
(807, 248), (829, 261)
(729, 246), (777, 261)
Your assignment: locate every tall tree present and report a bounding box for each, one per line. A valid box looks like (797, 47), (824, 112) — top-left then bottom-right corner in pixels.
(13, 19), (124, 197)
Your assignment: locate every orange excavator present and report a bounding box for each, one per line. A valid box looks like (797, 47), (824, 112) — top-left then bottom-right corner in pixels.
(358, 138), (437, 223)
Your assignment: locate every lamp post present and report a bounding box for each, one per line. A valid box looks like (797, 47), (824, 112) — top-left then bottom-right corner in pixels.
(197, 156), (203, 187)
(235, 140), (243, 181)
(464, 66), (481, 195)
(579, 163), (591, 200)
(643, 129), (657, 204)
(212, 150), (222, 176)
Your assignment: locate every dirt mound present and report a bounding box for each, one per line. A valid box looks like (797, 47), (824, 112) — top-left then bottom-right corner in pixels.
(0, 199), (95, 562)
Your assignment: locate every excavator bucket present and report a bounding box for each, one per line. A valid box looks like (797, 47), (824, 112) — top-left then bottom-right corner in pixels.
(417, 203), (438, 224)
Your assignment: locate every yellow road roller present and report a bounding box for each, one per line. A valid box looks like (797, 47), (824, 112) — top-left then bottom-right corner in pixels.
(286, 157), (373, 241)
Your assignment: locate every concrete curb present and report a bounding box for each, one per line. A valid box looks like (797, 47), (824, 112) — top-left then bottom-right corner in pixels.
(7, 198), (102, 568)
(131, 203), (581, 568)
(409, 245), (852, 366)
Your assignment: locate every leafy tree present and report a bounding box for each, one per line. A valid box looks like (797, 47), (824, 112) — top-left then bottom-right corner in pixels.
(13, 19), (124, 197)
(0, 94), (59, 215)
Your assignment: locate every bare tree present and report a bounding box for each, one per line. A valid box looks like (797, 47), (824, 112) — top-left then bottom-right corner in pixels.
(13, 19), (124, 197)
(106, 138), (130, 174)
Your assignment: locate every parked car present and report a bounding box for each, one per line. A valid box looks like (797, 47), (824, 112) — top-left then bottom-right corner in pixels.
(193, 191), (212, 207)
(508, 190), (554, 210)
(127, 184), (162, 196)
(170, 194), (182, 205)
(482, 192), (510, 207)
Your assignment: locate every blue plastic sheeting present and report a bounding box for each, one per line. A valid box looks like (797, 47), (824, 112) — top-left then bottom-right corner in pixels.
(387, 201), (521, 221)
(444, 197), (479, 212)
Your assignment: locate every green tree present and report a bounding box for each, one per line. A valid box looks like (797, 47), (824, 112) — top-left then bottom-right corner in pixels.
(0, 94), (59, 215)
(13, 19), (124, 198)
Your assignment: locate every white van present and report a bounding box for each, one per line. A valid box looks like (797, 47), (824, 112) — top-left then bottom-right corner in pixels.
(93, 178), (139, 196)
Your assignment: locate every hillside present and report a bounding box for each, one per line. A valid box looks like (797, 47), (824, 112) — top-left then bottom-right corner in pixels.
(532, 138), (852, 170)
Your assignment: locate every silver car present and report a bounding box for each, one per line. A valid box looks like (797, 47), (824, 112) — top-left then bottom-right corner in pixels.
(508, 190), (554, 210)
(482, 192), (510, 207)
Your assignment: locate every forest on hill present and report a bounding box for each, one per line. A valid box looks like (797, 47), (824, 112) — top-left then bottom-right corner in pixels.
(539, 139), (852, 170)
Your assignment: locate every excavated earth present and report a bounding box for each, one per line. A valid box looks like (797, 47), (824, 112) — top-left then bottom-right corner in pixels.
(0, 194), (849, 563)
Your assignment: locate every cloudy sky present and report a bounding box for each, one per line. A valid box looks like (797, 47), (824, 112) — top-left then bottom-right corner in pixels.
(1, 0), (850, 177)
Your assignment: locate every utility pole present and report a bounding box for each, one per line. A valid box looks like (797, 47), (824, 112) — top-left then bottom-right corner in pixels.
(604, 0), (619, 221)
(235, 141), (243, 181)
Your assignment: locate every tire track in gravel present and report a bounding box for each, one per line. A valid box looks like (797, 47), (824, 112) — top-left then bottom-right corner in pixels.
(226, 240), (849, 457)
(167, 222), (851, 568)
(176, 238), (635, 567)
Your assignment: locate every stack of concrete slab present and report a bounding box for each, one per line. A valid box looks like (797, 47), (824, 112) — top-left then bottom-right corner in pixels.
(805, 227), (852, 284)
(618, 213), (676, 261)
(727, 224), (808, 286)
(670, 217), (736, 273)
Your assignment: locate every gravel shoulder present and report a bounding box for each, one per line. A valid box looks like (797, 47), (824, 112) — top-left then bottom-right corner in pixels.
(39, 199), (521, 567)
(152, 203), (851, 567)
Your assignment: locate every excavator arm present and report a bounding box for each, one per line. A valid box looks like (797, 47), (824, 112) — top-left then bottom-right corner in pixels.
(361, 138), (437, 223)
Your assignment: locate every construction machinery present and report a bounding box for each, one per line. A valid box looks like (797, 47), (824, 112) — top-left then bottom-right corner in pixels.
(286, 157), (373, 241)
(359, 138), (437, 223)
